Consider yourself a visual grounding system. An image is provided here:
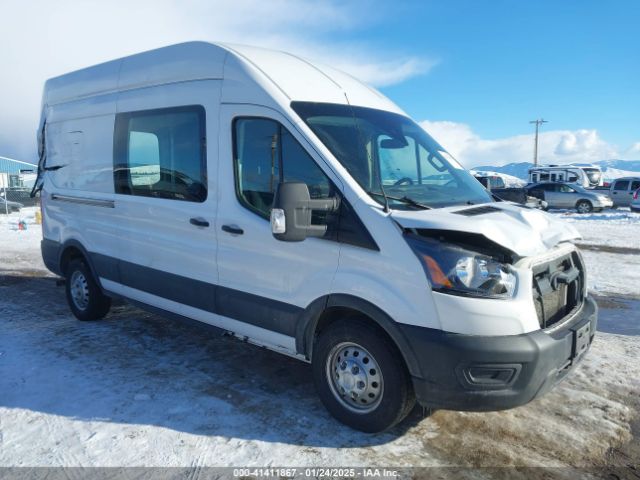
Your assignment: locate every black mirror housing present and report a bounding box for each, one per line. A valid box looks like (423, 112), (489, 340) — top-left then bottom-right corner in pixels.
(271, 182), (339, 242)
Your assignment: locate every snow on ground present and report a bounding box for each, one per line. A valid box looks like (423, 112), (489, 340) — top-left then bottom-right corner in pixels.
(549, 208), (640, 297)
(556, 208), (640, 250)
(0, 207), (48, 274)
(0, 205), (638, 471)
(581, 249), (640, 297)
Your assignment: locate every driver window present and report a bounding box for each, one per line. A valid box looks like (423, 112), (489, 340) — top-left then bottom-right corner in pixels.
(559, 185), (575, 193)
(234, 117), (332, 218)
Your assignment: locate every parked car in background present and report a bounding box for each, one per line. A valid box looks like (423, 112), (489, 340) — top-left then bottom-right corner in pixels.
(609, 177), (640, 208)
(631, 188), (640, 212)
(474, 174), (546, 209)
(0, 196), (23, 213)
(526, 182), (613, 213)
(474, 174), (507, 190)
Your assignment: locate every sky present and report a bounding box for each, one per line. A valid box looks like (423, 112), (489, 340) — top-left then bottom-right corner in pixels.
(0, 0), (638, 168)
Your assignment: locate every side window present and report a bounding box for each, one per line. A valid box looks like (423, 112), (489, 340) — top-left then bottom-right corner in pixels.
(281, 129), (331, 198)
(233, 118), (280, 216)
(234, 118), (332, 218)
(631, 180), (640, 191)
(568, 173), (579, 182)
(614, 180), (629, 191)
(114, 106), (206, 202)
(493, 177), (505, 189)
(128, 132), (160, 186)
(559, 184), (575, 193)
(530, 187), (543, 199)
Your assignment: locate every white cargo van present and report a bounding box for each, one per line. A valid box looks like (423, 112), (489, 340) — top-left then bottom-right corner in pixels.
(35, 42), (597, 432)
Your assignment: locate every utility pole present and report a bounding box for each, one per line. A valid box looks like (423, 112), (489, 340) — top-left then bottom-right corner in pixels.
(529, 119), (548, 166)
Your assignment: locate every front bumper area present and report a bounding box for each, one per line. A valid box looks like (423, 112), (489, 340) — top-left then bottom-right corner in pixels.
(403, 295), (597, 411)
(594, 199), (613, 208)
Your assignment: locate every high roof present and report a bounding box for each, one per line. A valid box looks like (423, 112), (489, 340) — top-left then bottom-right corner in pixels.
(43, 42), (404, 115)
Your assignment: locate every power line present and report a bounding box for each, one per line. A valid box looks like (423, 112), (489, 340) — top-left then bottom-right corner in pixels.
(529, 119), (548, 166)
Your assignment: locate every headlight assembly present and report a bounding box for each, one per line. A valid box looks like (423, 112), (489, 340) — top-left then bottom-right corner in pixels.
(405, 235), (517, 299)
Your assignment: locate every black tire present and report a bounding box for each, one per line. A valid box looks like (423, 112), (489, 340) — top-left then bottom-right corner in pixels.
(65, 258), (111, 321)
(312, 318), (415, 433)
(576, 200), (593, 214)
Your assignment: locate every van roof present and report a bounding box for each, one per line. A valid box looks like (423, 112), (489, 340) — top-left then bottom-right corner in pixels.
(43, 41), (404, 115)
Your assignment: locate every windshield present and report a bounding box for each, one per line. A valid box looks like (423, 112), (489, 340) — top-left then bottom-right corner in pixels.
(291, 102), (492, 209)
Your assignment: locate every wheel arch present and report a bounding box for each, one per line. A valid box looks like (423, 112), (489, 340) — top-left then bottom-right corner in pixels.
(58, 240), (105, 291)
(296, 294), (423, 379)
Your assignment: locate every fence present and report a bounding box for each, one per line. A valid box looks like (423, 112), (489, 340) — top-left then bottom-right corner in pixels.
(0, 156), (39, 215)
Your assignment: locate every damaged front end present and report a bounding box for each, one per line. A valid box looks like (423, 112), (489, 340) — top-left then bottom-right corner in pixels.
(393, 208), (597, 411)
(404, 229), (518, 300)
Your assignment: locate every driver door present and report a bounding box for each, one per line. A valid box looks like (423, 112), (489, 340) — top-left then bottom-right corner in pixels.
(215, 104), (342, 352)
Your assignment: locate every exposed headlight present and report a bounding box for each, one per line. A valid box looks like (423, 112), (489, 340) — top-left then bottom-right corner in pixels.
(405, 235), (517, 298)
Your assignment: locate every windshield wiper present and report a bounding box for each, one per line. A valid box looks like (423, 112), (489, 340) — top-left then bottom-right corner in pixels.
(367, 191), (432, 210)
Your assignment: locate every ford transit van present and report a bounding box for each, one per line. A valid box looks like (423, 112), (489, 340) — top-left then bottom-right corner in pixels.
(35, 42), (597, 432)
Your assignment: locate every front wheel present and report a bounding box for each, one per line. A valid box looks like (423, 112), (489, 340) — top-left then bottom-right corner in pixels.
(65, 258), (111, 321)
(576, 200), (593, 214)
(312, 319), (415, 432)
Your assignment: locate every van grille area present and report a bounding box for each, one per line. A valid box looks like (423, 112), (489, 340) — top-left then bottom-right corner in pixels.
(532, 251), (585, 329)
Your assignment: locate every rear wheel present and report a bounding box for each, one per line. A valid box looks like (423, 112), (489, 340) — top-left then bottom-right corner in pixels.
(576, 200), (593, 214)
(312, 318), (415, 432)
(65, 258), (111, 321)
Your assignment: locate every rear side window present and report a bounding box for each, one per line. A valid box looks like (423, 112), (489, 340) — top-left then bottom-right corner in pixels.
(233, 117), (332, 218)
(492, 177), (505, 189)
(613, 180), (629, 191)
(631, 180), (640, 191)
(114, 105), (207, 202)
(529, 187), (543, 198)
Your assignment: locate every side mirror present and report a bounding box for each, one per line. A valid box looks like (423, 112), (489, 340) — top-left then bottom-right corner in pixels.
(270, 182), (339, 242)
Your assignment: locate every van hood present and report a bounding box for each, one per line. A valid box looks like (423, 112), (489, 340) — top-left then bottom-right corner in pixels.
(390, 202), (581, 257)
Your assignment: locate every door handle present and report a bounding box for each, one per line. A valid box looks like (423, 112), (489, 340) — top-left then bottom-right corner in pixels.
(222, 224), (244, 235)
(190, 217), (210, 227)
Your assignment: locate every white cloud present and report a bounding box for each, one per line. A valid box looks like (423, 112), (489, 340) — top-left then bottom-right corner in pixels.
(0, 0), (435, 161)
(419, 120), (628, 168)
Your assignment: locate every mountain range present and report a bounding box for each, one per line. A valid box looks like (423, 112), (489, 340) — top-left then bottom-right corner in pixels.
(472, 160), (640, 181)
